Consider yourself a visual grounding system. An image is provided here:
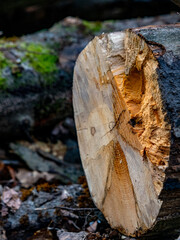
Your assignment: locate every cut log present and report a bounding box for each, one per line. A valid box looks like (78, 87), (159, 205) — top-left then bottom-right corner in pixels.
(73, 24), (180, 237)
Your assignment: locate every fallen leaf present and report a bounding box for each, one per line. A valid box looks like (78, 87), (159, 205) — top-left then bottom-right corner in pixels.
(16, 168), (57, 188)
(18, 140), (51, 153)
(87, 221), (98, 233)
(2, 187), (21, 211)
(51, 140), (67, 159)
(57, 229), (88, 240)
(18, 139), (67, 160)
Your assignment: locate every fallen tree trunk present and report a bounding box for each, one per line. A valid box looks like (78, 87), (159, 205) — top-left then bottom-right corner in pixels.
(73, 24), (180, 237)
(0, 15), (179, 141)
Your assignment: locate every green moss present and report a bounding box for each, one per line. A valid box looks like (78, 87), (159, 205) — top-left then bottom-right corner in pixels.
(0, 41), (24, 89)
(0, 75), (7, 89)
(21, 42), (58, 74)
(0, 52), (8, 68)
(82, 20), (102, 33)
(0, 52), (12, 89)
(0, 40), (59, 90)
(0, 41), (58, 75)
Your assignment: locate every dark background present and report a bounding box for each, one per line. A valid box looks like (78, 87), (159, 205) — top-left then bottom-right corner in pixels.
(0, 0), (178, 36)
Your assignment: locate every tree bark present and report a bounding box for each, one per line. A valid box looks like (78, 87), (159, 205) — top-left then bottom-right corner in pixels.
(73, 24), (180, 237)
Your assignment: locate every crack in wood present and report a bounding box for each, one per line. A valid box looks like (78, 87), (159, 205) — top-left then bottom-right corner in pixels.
(101, 110), (126, 139)
(110, 110), (126, 131)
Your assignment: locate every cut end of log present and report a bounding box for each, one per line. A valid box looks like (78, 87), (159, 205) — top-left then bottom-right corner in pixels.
(73, 25), (180, 237)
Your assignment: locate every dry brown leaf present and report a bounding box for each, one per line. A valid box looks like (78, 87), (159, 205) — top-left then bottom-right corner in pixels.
(16, 168), (57, 188)
(51, 141), (67, 159)
(17, 140), (66, 160)
(2, 187), (21, 211)
(18, 140), (51, 153)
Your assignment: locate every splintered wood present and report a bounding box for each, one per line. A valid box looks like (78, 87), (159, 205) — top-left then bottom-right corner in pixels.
(73, 25), (180, 237)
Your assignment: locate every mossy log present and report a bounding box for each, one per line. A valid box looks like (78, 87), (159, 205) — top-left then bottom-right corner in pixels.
(0, 15), (179, 141)
(0, 39), (72, 141)
(73, 24), (180, 237)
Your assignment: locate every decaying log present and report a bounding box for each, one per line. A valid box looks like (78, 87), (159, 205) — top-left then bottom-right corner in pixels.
(73, 24), (180, 237)
(0, 15), (179, 141)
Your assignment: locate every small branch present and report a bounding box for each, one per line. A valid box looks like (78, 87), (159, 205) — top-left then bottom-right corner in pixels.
(83, 210), (92, 230)
(0, 160), (20, 166)
(37, 149), (70, 167)
(35, 206), (97, 211)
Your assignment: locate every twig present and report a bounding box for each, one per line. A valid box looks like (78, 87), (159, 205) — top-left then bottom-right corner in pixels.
(37, 149), (70, 167)
(68, 220), (81, 230)
(82, 210), (92, 231)
(0, 160), (20, 166)
(35, 206), (97, 211)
